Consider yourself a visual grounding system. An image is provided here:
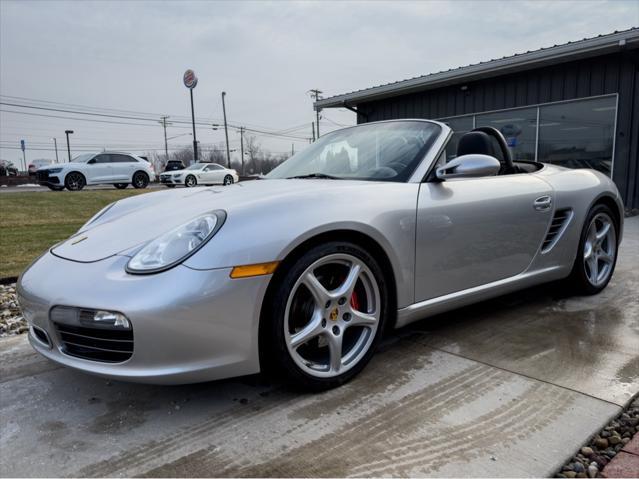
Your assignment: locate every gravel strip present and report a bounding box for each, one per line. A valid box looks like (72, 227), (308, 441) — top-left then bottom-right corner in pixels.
(556, 396), (639, 478)
(0, 283), (27, 337)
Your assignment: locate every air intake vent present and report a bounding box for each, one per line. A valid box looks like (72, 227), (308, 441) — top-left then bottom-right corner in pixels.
(541, 208), (572, 253)
(53, 323), (133, 363)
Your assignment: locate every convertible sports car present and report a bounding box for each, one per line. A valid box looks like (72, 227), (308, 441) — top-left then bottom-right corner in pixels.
(17, 120), (623, 390)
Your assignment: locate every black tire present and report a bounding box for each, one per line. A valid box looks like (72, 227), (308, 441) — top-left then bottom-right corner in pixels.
(46, 185), (64, 191)
(185, 175), (197, 187)
(132, 171), (149, 189)
(566, 203), (619, 295)
(114, 183), (128, 189)
(260, 241), (389, 391)
(223, 175), (234, 186)
(64, 172), (86, 191)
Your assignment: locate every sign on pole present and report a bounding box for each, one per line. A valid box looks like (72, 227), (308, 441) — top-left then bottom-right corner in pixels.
(183, 69), (198, 89)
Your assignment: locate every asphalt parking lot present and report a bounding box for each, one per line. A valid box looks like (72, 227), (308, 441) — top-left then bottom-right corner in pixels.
(1, 217), (637, 477)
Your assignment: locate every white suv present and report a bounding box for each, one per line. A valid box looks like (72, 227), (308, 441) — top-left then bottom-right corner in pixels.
(36, 152), (156, 191)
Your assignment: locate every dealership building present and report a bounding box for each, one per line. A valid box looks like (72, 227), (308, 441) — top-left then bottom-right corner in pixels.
(316, 28), (639, 210)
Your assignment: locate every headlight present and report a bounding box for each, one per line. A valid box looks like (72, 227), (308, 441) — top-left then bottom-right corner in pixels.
(126, 210), (226, 274)
(174, 174), (182, 179)
(48, 168), (63, 174)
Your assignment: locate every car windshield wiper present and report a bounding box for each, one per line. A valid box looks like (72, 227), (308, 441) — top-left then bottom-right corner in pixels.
(286, 173), (341, 180)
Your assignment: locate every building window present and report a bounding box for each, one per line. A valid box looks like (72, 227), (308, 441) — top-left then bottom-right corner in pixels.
(475, 107), (537, 161)
(440, 115), (474, 160)
(537, 96), (616, 176)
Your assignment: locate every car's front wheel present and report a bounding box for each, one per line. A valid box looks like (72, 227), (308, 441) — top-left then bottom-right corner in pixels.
(262, 242), (389, 391)
(567, 203), (619, 295)
(223, 175), (234, 186)
(64, 172), (86, 191)
(132, 172), (149, 189)
(185, 175), (197, 187)
(114, 183), (128, 189)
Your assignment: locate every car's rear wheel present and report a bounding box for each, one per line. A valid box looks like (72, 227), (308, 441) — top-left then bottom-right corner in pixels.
(132, 172), (149, 189)
(223, 175), (234, 186)
(567, 203), (618, 295)
(64, 172), (86, 191)
(262, 242), (388, 391)
(185, 175), (197, 187)
(114, 183), (128, 189)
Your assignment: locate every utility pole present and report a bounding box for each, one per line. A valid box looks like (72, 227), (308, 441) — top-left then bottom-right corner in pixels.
(311, 122), (316, 142)
(308, 89), (322, 138)
(160, 116), (170, 163)
(239, 126), (245, 176)
(51, 138), (59, 163)
(64, 130), (74, 162)
(221, 91), (231, 168)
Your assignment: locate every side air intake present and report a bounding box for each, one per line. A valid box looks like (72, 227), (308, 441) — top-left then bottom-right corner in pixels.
(541, 208), (573, 253)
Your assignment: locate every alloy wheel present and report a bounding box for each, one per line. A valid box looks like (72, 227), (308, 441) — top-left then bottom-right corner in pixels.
(186, 176), (196, 187)
(583, 212), (616, 287)
(223, 175), (233, 185)
(284, 253), (381, 378)
(66, 172), (85, 191)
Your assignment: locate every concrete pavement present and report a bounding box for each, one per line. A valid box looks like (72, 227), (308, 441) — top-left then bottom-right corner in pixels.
(1, 217), (637, 477)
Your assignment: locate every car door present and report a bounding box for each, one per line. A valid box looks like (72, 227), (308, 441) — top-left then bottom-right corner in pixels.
(111, 154), (137, 181)
(414, 173), (553, 302)
(86, 154), (114, 183)
(202, 164), (224, 184)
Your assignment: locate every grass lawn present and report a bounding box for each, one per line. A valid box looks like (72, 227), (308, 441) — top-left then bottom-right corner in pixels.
(1, 189), (152, 278)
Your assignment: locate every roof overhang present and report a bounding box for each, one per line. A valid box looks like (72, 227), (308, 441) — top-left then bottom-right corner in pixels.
(315, 29), (639, 109)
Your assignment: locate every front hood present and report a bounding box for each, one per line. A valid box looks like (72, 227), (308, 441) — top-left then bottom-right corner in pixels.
(51, 179), (374, 262)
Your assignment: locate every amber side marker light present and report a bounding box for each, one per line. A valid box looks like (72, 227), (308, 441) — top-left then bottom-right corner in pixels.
(230, 261), (279, 279)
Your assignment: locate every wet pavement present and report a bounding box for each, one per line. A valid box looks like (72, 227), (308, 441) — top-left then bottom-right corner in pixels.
(1, 217), (637, 477)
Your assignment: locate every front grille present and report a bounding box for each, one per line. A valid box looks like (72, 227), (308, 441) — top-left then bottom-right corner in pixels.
(36, 170), (49, 182)
(541, 208), (572, 253)
(53, 322), (134, 363)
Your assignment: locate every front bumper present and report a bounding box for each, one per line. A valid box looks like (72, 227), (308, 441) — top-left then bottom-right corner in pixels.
(36, 170), (62, 186)
(159, 174), (182, 185)
(17, 252), (270, 384)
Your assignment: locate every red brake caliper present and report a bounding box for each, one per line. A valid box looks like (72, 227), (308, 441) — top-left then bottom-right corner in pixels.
(350, 291), (360, 311)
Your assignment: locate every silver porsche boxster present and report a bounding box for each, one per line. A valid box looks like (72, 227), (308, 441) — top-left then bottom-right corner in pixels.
(17, 120), (624, 390)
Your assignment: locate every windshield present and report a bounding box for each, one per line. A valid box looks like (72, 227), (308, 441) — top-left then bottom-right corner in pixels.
(267, 121), (441, 182)
(72, 153), (95, 163)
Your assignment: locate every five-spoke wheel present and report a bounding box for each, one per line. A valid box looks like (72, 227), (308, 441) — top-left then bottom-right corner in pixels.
(223, 175), (234, 186)
(568, 203), (618, 295)
(262, 242), (388, 390)
(185, 175), (197, 187)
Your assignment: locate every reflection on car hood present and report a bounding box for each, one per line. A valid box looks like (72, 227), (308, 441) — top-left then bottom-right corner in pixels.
(51, 179), (375, 262)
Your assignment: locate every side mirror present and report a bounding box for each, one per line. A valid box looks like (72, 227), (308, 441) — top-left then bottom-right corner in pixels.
(436, 154), (501, 180)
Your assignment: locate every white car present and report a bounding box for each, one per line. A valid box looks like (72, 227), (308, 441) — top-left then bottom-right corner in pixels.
(36, 152), (156, 191)
(159, 162), (239, 187)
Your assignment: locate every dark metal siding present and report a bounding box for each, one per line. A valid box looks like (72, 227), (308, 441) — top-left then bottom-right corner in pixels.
(355, 51), (639, 209)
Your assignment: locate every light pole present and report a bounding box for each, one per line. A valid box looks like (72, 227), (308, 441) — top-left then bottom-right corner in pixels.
(64, 130), (74, 162)
(51, 138), (59, 163)
(221, 92), (231, 168)
(183, 69), (199, 165)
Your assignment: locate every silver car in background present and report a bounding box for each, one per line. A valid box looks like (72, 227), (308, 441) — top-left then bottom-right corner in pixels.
(17, 120), (623, 390)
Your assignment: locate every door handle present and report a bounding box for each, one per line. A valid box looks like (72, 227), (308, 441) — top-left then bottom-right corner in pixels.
(533, 196), (552, 211)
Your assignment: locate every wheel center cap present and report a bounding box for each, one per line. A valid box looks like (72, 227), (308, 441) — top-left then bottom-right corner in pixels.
(329, 308), (339, 321)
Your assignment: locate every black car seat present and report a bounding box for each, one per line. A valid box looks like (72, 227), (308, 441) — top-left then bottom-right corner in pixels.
(456, 128), (518, 174)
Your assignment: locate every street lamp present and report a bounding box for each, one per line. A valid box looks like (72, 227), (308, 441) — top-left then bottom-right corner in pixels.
(51, 138), (59, 163)
(64, 130), (74, 162)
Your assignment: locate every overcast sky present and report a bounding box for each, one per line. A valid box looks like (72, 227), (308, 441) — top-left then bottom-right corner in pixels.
(1, 0), (637, 166)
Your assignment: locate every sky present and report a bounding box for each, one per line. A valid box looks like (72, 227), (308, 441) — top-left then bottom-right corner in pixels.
(1, 0), (638, 167)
